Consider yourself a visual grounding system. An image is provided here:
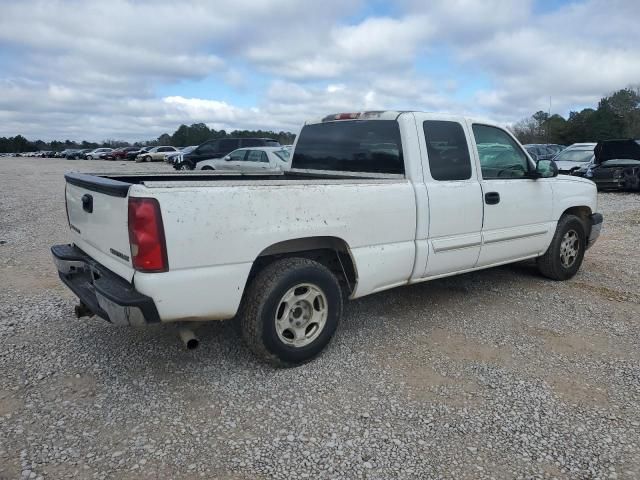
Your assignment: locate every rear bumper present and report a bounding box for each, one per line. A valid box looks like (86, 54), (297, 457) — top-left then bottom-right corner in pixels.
(587, 213), (603, 249)
(51, 244), (160, 325)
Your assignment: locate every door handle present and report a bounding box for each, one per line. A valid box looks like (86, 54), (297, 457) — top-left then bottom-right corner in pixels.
(485, 192), (500, 205)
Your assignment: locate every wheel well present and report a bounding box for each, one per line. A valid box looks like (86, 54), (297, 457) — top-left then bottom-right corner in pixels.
(562, 206), (592, 234)
(562, 206), (591, 222)
(248, 237), (357, 296)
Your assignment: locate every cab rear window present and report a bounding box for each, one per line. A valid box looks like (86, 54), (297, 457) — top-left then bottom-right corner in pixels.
(292, 120), (404, 174)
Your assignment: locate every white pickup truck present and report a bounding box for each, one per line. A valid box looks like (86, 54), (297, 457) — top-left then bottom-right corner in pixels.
(52, 111), (603, 366)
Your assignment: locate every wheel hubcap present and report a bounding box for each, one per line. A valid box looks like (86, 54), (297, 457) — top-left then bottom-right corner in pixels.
(560, 229), (580, 268)
(275, 283), (328, 348)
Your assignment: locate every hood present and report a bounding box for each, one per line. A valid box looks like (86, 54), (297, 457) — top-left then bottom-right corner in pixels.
(554, 160), (588, 172)
(598, 158), (640, 168)
(594, 139), (640, 164)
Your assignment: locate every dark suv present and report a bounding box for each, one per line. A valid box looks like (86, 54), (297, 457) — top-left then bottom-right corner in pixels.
(174, 138), (280, 170)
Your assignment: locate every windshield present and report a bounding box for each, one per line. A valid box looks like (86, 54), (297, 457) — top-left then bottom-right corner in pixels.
(554, 149), (593, 163)
(292, 120), (404, 174)
(273, 149), (290, 161)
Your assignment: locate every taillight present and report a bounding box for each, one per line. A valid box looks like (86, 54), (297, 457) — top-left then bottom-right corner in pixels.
(128, 197), (168, 272)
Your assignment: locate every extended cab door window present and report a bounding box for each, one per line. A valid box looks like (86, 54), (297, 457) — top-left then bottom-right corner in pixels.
(423, 121), (472, 181)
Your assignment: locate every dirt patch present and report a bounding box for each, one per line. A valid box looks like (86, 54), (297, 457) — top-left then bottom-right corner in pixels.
(41, 374), (97, 404)
(545, 373), (610, 407)
(526, 326), (637, 361)
(428, 328), (513, 366)
(571, 281), (638, 303)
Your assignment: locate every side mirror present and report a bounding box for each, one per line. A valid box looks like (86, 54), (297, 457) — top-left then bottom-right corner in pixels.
(224, 155), (232, 161)
(535, 159), (558, 178)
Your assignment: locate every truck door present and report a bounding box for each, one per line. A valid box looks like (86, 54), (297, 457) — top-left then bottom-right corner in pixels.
(414, 115), (483, 277)
(469, 123), (554, 266)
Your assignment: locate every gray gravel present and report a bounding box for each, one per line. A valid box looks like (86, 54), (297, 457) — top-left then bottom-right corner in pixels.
(1, 156), (639, 479)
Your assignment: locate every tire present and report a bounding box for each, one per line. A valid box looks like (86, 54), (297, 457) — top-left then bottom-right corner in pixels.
(239, 258), (343, 367)
(144, 155), (152, 162)
(536, 214), (586, 280)
(201, 166), (214, 170)
(86, 155), (93, 160)
(621, 170), (640, 191)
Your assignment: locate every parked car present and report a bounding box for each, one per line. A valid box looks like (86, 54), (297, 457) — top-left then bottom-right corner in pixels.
(126, 147), (151, 161)
(104, 146), (140, 160)
(84, 148), (113, 160)
(524, 144), (556, 161)
(173, 138), (281, 170)
(165, 145), (197, 163)
(546, 144), (567, 155)
(573, 139), (640, 191)
(67, 149), (92, 160)
(552, 143), (596, 174)
(135, 146), (180, 162)
(52, 110), (602, 366)
(195, 147), (291, 171)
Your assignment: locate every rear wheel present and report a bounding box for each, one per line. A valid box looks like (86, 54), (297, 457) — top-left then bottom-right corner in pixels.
(536, 214), (586, 280)
(239, 258), (342, 367)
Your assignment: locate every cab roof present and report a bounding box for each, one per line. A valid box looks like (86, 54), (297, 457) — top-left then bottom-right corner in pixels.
(305, 110), (494, 126)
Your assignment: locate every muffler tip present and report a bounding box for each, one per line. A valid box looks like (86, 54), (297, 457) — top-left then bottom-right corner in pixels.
(178, 327), (200, 350)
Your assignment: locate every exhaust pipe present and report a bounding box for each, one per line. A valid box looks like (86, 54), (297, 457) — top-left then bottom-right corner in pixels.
(74, 302), (94, 318)
(178, 327), (200, 350)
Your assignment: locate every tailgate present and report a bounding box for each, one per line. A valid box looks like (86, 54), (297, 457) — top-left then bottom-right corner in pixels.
(65, 173), (135, 282)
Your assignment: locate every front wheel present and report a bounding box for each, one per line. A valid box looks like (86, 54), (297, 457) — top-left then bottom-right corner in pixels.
(239, 258), (343, 367)
(86, 155), (93, 160)
(537, 214), (586, 280)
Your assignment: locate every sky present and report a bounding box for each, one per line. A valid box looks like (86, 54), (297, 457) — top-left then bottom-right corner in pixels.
(0, 0), (639, 142)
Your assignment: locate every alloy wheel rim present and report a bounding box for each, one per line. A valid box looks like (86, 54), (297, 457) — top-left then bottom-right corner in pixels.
(560, 229), (580, 268)
(274, 283), (328, 348)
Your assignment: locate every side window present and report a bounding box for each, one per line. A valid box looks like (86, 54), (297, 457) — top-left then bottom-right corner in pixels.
(242, 139), (262, 147)
(423, 120), (472, 181)
(228, 149), (247, 161)
(246, 150), (266, 162)
(219, 139), (240, 152)
(260, 151), (269, 163)
(198, 141), (217, 154)
(472, 124), (530, 179)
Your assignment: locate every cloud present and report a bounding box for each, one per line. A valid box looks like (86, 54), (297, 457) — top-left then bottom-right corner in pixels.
(0, 0), (639, 141)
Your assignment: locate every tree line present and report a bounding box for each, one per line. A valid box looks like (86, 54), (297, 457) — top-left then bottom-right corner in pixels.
(0, 123), (297, 153)
(511, 87), (640, 145)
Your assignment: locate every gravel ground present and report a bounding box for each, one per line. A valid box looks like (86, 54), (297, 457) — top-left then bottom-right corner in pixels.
(1, 156), (639, 480)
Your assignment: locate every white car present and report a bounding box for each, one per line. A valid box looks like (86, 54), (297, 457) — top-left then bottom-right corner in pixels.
(85, 148), (113, 160)
(136, 146), (180, 162)
(195, 147), (291, 172)
(552, 143), (596, 174)
(52, 110), (602, 366)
